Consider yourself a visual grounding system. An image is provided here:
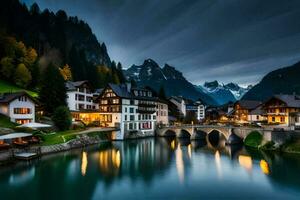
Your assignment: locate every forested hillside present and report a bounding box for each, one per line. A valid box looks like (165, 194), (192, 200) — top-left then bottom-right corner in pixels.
(0, 0), (125, 89)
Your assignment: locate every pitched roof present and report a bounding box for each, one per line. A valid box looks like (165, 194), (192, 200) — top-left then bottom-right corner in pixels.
(249, 105), (266, 115)
(65, 80), (90, 91)
(0, 92), (37, 104)
(271, 94), (300, 108)
(236, 100), (261, 110)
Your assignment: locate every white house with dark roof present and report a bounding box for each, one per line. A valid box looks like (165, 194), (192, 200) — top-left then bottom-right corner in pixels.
(0, 92), (37, 124)
(97, 83), (158, 139)
(65, 80), (100, 124)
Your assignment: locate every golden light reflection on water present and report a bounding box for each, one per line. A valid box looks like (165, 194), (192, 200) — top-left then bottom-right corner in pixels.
(238, 155), (252, 172)
(171, 140), (176, 150)
(175, 145), (185, 183)
(188, 144), (192, 159)
(81, 152), (88, 176)
(260, 160), (270, 175)
(215, 150), (222, 179)
(99, 149), (121, 175)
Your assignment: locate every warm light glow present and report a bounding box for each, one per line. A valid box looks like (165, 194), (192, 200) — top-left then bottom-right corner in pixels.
(175, 146), (184, 183)
(171, 140), (176, 150)
(81, 152), (88, 176)
(238, 155), (252, 172)
(188, 144), (192, 159)
(99, 149), (121, 175)
(260, 160), (270, 175)
(215, 150), (222, 179)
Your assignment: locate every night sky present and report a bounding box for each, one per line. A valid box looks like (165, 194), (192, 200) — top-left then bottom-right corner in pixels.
(22, 0), (300, 86)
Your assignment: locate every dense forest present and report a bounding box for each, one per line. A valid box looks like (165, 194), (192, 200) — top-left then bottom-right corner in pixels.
(0, 0), (125, 90)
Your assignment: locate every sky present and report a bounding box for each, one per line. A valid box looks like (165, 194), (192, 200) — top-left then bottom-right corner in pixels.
(22, 0), (300, 86)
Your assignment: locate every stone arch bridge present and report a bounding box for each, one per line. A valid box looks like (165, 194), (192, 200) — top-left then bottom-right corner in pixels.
(156, 125), (271, 144)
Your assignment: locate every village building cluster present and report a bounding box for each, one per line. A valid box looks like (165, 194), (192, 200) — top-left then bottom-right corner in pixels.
(1, 80), (300, 138)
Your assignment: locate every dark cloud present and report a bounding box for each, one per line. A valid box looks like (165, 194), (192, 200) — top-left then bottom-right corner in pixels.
(23, 0), (300, 85)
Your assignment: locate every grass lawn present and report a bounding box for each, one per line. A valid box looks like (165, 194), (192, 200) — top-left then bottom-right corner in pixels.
(0, 114), (17, 128)
(0, 80), (38, 97)
(86, 131), (112, 140)
(39, 130), (82, 146)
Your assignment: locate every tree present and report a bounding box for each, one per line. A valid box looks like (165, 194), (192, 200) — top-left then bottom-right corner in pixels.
(39, 63), (67, 115)
(59, 64), (72, 81)
(110, 61), (120, 84)
(0, 57), (14, 79)
(158, 85), (166, 100)
(52, 106), (71, 131)
(14, 63), (32, 87)
(117, 62), (126, 83)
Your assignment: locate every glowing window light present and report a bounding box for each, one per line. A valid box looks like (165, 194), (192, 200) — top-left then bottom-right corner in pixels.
(260, 160), (270, 175)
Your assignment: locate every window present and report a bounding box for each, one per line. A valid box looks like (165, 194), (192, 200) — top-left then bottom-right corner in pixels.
(14, 108), (31, 114)
(280, 117), (284, 122)
(130, 108), (134, 113)
(18, 96), (27, 102)
(125, 107), (127, 112)
(130, 115), (135, 121)
(256, 115), (259, 120)
(272, 117), (275, 122)
(129, 123), (133, 130)
(100, 114), (112, 122)
(101, 100), (108, 104)
(112, 99), (119, 104)
(125, 115), (127, 121)
(138, 115), (141, 120)
(130, 100), (134, 105)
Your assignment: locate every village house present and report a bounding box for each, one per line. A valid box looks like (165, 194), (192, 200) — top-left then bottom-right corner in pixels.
(185, 99), (206, 123)
(0, 92), (37, 124)
(232, 100), (262, 123)
(247, 105), (267, 123)
(97, 83), (159, 139)
(156, 100), (169, 125)
(263, 94), (300, 127)
(65, 80), (100, 125)
(169, 96), (186, 118)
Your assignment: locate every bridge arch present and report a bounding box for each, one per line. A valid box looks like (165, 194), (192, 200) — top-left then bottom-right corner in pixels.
(207, 129), (227, 147)
(177, 129), (192, 138)
(164, 129), (176, 137)
(227, 133), (243, 145)
(192, 129), (207, 140)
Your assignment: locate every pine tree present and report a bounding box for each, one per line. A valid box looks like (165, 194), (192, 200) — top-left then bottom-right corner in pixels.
(39, 63), (67, 115)
(117, 62), (126, 83)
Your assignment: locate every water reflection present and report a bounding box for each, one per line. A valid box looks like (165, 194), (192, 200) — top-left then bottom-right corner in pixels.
(260, 160), (270, 175)
(0, 138), (300, 199)
(81, 151), (88, 176)
(238, 155), (252, 172)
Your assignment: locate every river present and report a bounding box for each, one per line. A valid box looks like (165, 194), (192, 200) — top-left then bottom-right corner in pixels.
(0, 138), (300, 199)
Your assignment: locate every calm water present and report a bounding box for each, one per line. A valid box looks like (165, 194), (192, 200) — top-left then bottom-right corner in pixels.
(1, 138), (300, 200)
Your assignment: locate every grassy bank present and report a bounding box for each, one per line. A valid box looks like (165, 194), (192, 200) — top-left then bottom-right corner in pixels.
(39, 130), (81, 146)
(0, 80), (38, 97)
(0, 114), (17, 129)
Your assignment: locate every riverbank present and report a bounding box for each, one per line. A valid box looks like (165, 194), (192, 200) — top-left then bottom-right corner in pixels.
(0, 128), (114, 165)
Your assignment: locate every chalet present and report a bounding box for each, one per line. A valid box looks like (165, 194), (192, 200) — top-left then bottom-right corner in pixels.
(248, 105), (267, 123)
(263, 94), (300, 126)
(65, 81), (99, 124)
(97, 83), (159, 139)
(0, 92), (37, 124)
(232, 100), (262, 123)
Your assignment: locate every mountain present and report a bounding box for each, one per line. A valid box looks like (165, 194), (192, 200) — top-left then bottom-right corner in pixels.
(242, 61), (300, 101)
(195, 81), (250, 105)
(124, 59), (217, 105)
(0, 0), (112, 87)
